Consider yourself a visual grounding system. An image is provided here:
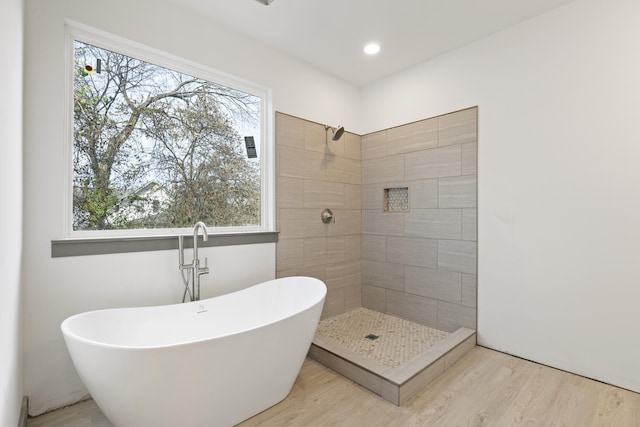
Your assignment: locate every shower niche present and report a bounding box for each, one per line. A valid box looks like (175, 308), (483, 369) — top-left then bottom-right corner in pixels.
(383, 187), (409, 212)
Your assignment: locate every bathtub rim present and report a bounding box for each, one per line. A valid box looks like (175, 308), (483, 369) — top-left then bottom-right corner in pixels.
(61, 276), (326, 351)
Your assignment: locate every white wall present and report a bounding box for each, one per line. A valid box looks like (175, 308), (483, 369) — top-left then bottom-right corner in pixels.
(362, 0), (640, 392)
(23, 0), (362, 415)
(0, 0), (25, 425)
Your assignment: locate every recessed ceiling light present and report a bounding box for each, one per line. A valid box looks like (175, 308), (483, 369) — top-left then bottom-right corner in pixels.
(364, 43), (381, 55)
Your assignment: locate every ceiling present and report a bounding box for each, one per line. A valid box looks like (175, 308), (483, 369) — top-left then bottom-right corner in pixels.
(173, 0), (576, 87)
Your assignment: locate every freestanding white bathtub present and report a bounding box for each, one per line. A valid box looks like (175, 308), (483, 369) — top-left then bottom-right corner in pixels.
(61, 276), (326, 427)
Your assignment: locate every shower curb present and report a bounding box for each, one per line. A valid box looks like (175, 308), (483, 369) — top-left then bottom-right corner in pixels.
(309, 327), (476, 405)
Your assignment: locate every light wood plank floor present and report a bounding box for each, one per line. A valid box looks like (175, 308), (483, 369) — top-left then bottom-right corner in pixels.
(29, 347), (640, 426)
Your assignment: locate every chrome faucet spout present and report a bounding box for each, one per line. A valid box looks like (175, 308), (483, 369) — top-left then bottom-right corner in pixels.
(193, 221), (208, 267)
(192, 221), (209, 301)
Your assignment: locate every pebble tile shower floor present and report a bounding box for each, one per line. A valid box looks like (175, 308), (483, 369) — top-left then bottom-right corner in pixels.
(315, 308), (450, 369)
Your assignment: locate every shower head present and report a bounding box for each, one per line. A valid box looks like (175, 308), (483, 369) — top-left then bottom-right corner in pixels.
(325, 125), (345, 141)
(332, 126), (345, 141)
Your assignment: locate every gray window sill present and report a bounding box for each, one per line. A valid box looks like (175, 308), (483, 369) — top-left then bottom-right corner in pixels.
(51, 231), (279, 258)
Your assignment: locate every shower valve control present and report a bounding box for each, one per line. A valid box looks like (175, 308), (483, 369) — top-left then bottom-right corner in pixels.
(321, 208), (335, 224)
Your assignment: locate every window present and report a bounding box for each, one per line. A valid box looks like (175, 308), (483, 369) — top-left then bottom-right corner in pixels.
(67, 26), (272, 237)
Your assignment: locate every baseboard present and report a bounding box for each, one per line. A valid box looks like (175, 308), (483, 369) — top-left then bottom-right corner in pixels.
(19, 396), (28, 427)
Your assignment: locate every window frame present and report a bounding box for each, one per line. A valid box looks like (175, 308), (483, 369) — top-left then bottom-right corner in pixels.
(63, 21), (274, 239)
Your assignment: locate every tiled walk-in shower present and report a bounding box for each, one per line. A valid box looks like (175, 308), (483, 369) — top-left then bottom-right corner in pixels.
(276, 108), (478, 404)
(309, 308), (476, 405)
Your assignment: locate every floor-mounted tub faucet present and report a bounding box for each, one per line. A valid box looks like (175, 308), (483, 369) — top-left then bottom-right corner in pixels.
(192, 221), (209, 301)
(179, 221), (210, 302)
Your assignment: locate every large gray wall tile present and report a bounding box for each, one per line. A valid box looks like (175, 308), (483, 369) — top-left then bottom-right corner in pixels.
(405, 266), (462, 304)
(405, 209), (462, 240)
(438, 240), (477, 274)
(276, 238), (304, 271)
(386, 236), (438, 268)
(387, 117), (438, 155)
(438, 108), (477, 147)
(362, 260), (404, 290)
(437, 301), (477, 332)
(328, 209), (361, 237)
(304, 150), (326, 181)
(362, 234), (386, 262)
(362, 131), (387, 159)
(326, 155), (361, 185)
(362, 184), (383, 210)
(344, 284), (362, 310)
(303, 180), (345, 209)
(276, 112), (304, 148)
(362, 210), (405, 236)
(326, 236), (346, 264)
(409, 179), (438, 209)
(345, 184), (361, 210)
(462, 142), (477, 175)
(343, 132), (362, 160)
(405, 145), (461, 180)
(438, 175), (477, 208)
(462, 208), (477, 241)
(461, 274), (477, 308)
(362, 284), (386, 313)
(326, 260), (361, 290)
(362, 154), (404, 184)
(344, 235), (361, 260)
(303, 236), (327, 267)
(304, 121), (328, 153)
(277, 177), (304, 209)
(387, 290), (437, 328)
(325, 138), (345, 157)
(277, 208), (307, 239)
(278, 145), (307, 179)
(278, 208), (326, 239)
(322, 288), (346, 319)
